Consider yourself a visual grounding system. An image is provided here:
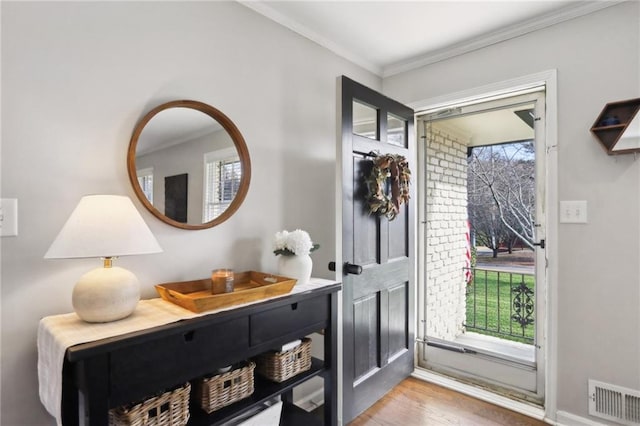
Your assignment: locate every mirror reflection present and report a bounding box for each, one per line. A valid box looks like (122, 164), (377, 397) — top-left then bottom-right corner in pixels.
(128, 100), (251, 230)
(614, 112), (640, 151)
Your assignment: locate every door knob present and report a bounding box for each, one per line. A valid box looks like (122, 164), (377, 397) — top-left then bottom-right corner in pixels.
(328, 262), (363, 275)
(344, 263), (363, 275)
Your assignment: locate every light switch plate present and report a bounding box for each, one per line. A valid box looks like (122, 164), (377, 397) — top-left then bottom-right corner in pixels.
(560, 200), (587, 224)
(0, 198), (18, 237)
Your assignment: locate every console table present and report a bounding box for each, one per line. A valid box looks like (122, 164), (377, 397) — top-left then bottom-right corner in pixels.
(42, 280), (340, 426)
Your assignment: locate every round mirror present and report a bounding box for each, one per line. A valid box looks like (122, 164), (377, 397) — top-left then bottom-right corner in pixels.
(127, 100), (251, 230)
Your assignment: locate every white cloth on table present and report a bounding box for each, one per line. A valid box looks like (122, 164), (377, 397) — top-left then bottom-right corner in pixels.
(38, 298), (199, 425)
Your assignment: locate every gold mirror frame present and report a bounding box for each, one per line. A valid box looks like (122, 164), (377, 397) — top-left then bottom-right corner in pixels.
(127, 100), (251, 230)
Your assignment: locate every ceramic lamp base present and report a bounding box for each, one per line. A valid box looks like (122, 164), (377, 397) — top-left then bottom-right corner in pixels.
(72, 266), (140, 322)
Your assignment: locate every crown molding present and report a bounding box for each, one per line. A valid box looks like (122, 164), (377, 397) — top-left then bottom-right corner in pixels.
(238, 0), (383, 76)
(239, 1), (624, 79)
(383, 1), (625, 78)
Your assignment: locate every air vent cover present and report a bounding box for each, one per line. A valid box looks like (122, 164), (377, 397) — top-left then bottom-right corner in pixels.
(589, 380), (640, 425)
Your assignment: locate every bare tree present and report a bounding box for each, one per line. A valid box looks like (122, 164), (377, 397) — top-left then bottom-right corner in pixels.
(468, 175), (508, 257)
(468, 141), (535, 254)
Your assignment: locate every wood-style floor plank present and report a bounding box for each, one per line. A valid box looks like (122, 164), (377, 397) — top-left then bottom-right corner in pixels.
(348, 377), (546, 426)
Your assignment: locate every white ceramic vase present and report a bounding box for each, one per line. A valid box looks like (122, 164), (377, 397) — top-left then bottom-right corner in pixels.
(277, 254), (312, 286)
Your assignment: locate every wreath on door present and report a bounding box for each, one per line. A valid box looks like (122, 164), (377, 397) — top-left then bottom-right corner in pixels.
(365, 153), (411, 221)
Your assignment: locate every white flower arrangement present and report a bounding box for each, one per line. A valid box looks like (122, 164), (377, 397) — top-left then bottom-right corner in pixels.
(273, 229), (320, 256)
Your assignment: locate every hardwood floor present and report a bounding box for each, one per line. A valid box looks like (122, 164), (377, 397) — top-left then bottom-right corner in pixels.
(348, 377), (546, 426)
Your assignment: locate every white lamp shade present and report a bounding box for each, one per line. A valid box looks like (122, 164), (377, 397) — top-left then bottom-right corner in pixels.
(46, 195), (162, 322)
(45, 195), (162, 259)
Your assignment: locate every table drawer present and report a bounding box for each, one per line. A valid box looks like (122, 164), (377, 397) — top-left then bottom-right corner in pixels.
(249, 295), (328, 345)
(109, 317), (248, 405)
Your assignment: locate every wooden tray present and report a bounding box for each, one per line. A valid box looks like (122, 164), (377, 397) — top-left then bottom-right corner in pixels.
(155, 271), (296, 313)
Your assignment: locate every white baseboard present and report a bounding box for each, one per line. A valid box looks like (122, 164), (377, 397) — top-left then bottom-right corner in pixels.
(556, 411), (606, 426)
(412, 368), (549, 422)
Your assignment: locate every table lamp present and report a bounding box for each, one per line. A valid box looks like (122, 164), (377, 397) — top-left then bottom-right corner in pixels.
(45, 195), (162, 322)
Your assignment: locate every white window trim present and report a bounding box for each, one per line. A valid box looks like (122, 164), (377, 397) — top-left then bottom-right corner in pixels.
(136, 167), (153, 177)
(202, 147), (241, 222)
(136, 167), (154, 204)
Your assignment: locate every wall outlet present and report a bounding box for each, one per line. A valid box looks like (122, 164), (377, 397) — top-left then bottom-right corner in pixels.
(559, 200), (587, 224)
(0, 198), (18, 237)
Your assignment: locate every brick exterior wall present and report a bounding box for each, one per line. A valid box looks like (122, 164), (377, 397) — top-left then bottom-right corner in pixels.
(425, 124), (469, 341)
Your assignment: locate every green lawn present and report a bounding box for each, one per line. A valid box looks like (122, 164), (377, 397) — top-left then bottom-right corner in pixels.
(465, 269), (535, 345)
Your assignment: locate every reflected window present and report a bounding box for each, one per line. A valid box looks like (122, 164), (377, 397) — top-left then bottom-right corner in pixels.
(136, 167), (154, 204)
(387, 113), (406, 147)
(353, 100), (378, 139)
(204, 149), (241, 221)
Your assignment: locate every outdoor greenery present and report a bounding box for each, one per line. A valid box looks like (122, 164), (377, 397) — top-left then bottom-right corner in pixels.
(465, 269), (535, 345)
(468, 141), (536, 258)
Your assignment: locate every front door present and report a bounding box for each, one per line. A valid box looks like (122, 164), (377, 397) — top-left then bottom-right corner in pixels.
(339, 76), (415, 422)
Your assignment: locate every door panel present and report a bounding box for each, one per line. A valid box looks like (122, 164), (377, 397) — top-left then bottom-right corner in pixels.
(352, 260), (409, 300)
(388, 210), (408, 259)
(353, 156), (377, 267)
(353, 294), (379, 380)
(388, 283), (409, 358)
(340, 76), (415, 422)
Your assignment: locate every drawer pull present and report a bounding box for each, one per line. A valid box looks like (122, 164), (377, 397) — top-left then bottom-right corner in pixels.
(183, 330), (195, 342)
(291, 303), (298, 311)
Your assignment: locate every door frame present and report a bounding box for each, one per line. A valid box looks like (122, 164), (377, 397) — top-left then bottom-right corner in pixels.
(408, 69), (559, 420)
(417, 89), (544, 398)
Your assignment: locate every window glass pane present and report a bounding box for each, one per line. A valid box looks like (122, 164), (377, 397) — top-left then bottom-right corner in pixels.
(387, 113), (406, 147)
(203, 155), (241, 222)
(136, 168), (154, 204)
(353, 100), (378, 139)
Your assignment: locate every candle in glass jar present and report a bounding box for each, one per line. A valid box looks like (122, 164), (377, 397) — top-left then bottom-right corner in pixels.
(211, 269), (234, 294)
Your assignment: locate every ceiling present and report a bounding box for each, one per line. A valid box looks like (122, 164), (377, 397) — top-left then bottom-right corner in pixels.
(240, 1), (620, 77)
(137, 108), (225, 156)
(433, 104), (535, 147)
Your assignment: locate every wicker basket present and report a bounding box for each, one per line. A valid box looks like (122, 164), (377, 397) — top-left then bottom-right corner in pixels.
(195, 361), (256, 414)
(254, 338), (312, 383)
(108, 382), (190, 426)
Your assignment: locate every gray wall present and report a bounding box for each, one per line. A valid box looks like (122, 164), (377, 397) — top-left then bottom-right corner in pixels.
(0, 2), (378, 424)
(384, 2), (640, 422)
